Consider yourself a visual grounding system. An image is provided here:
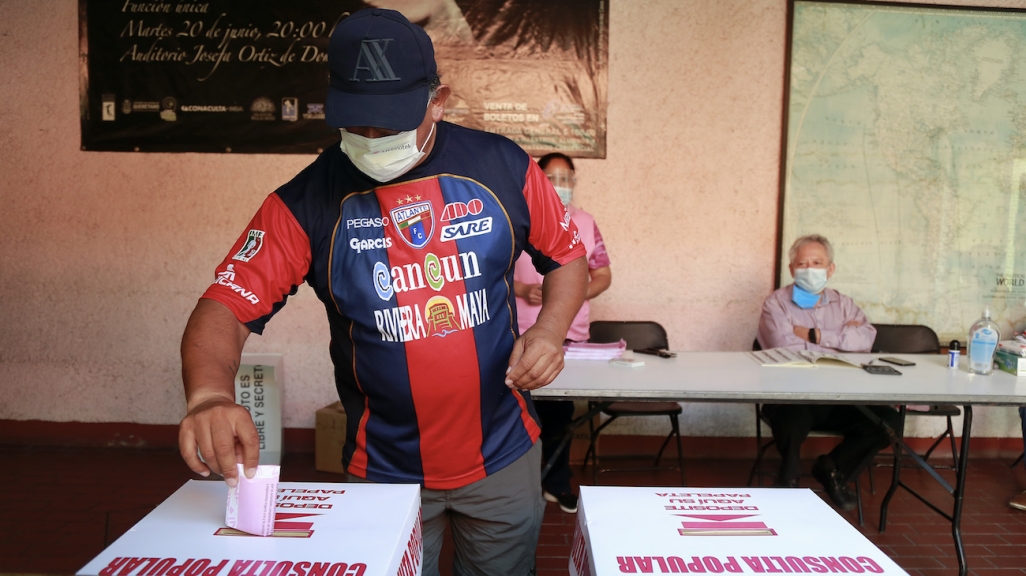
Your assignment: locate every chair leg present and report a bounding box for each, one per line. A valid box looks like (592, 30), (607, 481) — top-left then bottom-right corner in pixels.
(747, 404), (767, 487)
(854, 475), (864, 527)
(912, 414), (959, 472)
(588, 413), (620, 485)
(672, 414), (686, 485)
(582, 402), (600, 472)
(868, 459), (875, 495)
(921, 428), (948, 462)
(654, 419), (676, 466)
(635, 414), (686, 486)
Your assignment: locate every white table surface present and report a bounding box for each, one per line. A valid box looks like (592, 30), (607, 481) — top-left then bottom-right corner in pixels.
(533, 352), (1026, 405)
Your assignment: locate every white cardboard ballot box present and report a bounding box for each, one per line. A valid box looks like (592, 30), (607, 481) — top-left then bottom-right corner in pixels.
(236, 354), (284, 466)
(78, 481), (422, 576)
(570, 486), (907, 576)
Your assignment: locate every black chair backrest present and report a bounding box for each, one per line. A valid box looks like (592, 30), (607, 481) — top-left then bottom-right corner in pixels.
(871, 324), (940, 354)
(589, 321), (669, 350)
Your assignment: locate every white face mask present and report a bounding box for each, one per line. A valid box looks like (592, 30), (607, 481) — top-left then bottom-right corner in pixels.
(339, 122), (435, 182)
(554, 186), (573, 206)
(793, 267), (829, 294)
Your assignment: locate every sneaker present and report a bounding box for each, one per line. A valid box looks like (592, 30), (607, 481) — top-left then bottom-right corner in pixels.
(1010, 490), (1026, 511)
(811, 456), (857, 512)
(543, 490), (578, 513)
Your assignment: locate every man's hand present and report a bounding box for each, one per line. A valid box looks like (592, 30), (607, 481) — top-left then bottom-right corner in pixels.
(179, 395), (260, 487)
(180, 299), (254, 487)
(505, 257), (587, 390)
(793, 326), (811, 342)
(845, 320), (863, 327)
(505, 325), (565, 390)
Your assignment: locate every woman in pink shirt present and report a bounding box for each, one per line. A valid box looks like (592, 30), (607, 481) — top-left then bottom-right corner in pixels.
(514, 153), (611, 513)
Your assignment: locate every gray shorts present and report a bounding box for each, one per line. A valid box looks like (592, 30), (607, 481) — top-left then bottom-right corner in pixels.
(349, 441), (544, 576)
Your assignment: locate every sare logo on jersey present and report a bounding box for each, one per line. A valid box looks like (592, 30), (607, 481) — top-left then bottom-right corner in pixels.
(441, 217), (492, 242)
(350, 236), (393, 253)
(439, 198), (492, 242)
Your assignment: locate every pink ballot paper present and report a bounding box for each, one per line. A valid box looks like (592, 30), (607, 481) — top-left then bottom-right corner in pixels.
(225, 464), (279, 536)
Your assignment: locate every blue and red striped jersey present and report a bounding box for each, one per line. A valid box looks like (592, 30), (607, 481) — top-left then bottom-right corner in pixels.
(201, 122), (585, 489)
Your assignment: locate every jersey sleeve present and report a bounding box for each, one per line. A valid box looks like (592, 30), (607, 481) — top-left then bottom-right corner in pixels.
(200, 193), (312, 334)
(522, 160), (586, 274)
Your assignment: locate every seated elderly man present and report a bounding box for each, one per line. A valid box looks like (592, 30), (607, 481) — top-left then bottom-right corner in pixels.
(757, 234), (899, 511)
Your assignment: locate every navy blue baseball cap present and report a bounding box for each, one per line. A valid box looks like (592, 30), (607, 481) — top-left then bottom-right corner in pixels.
(326, 8), (437, 131)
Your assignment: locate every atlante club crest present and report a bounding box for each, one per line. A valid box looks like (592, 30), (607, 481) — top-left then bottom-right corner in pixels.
(390, 201), (434, 249)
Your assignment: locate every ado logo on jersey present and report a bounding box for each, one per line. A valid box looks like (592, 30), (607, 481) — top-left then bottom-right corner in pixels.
(440, 199), (483, 222)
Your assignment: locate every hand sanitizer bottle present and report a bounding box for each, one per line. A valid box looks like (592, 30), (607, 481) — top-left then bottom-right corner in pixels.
(968, 307), (1000, 375)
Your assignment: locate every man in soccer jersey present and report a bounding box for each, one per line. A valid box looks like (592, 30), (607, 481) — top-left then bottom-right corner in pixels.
(177, 8), (587, 575)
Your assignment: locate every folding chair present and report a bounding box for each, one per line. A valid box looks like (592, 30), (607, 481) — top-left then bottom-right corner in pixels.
(582, 320), (686, 485)
(871, 324), (959, 471)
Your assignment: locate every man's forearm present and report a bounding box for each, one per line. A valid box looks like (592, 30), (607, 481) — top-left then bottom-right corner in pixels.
(535, 257), (588, 339)
(181, 299), (251, 410)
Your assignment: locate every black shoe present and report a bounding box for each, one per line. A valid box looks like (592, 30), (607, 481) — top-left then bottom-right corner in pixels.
(543, 490), (578, 513)
(811, 456), (857, 511)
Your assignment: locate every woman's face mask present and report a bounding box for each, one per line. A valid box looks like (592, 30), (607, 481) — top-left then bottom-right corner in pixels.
(554, 186), (573, 206)
(339, 122), (435, 182)
(546, 167), (576, 206)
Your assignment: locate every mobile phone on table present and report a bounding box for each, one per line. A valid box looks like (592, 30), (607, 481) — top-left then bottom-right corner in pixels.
(863, 364), (902, 375)
(879, 356), (915, 366)
(635, 348), (677, 358)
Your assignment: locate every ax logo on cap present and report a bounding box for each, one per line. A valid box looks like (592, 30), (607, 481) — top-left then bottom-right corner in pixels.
(351, 39), (401, 82)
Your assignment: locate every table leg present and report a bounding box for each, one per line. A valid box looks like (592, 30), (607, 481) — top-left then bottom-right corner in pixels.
(952, 405), (972, 576)
(879, 406), (906, 532)
(872, 404), (972, 576)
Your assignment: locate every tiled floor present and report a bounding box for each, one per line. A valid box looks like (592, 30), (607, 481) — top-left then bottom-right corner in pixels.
(2, 445), (1025, 576)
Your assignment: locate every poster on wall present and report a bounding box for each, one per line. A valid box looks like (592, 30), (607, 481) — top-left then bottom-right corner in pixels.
(78, 0), (608, 156)
(778, 0), (1026, 342)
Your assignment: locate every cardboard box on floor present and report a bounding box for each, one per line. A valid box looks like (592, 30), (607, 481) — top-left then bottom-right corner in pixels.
(316, 401), (348, 474)
(569, 486), (909, 576)
(78, 481), (422, 576)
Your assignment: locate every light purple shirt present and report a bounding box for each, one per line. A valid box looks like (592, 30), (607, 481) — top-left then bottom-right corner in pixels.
(757, 285), (876, 353)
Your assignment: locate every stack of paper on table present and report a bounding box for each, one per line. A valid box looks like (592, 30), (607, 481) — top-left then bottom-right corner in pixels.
(998, 340), (1026, 356)
(564, 340), (626, 360)
(747, 348), (862, 368)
